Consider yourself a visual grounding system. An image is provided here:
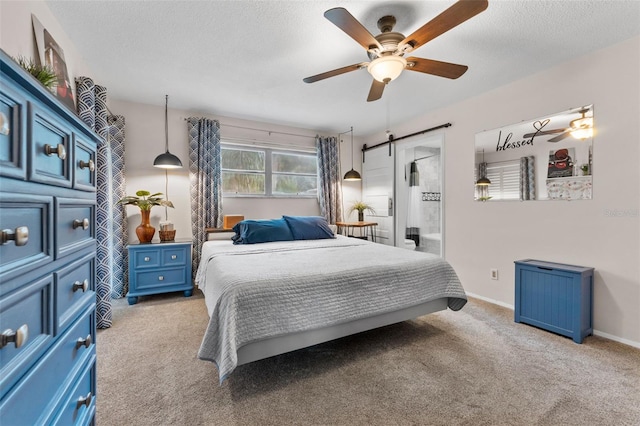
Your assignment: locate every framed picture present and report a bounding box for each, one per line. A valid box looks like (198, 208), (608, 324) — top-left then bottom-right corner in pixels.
(32, 14), (76, 112)
(547, 148), (575, 178)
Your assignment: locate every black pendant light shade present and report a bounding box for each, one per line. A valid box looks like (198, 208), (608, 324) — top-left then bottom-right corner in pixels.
(343, 168), (362, 181)
(475, 149), (491, 186)
(343, 126), (361, 181)
(154, 95), (183, 169)
(153, 151), (182, 168)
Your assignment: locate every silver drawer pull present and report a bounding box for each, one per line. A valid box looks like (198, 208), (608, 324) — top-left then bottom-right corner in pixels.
(73, 218), (90, 230)
(78, 159), (95, 172)
(75, 334), (92, 349)
(171, 255), (177, 260)
(0, 324), (28, 349)
(76, 392), (92, 409)
(72, 279), (89, 292)
(144, 256), (150, 262)
(1, 226), (29, 246)
(0, 111), (9, 135)
(158, 276), (164, 281)
(44, 143), (67, 160)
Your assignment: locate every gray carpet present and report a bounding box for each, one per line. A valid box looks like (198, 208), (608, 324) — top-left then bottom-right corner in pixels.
(97, 291), (640, 425)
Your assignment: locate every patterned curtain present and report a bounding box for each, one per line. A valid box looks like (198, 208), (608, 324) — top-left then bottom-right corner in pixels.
(519, 156), (536, 200)
(406, 162), (420, 246)
(475, 162), (489, 200)
(76, 77), (128, 329)
(187, 117), (223, 278)
(316, 136), (343, 224)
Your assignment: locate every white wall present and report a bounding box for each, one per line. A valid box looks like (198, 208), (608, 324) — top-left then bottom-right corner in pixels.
(1, 1), (93, 95)
(363, 36), (640, 347)
(110, 99), (362, 241)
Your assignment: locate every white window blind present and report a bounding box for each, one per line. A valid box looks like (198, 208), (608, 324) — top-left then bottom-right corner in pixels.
(486, 160), (520, 200)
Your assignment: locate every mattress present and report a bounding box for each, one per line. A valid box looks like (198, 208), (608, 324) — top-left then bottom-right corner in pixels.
(195, 235), (466, 382)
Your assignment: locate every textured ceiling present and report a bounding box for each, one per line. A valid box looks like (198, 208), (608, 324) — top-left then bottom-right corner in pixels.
(45, 0), (639, 137)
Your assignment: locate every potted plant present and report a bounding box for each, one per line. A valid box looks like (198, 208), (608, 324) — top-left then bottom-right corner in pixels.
(13, 55), (58, 90)
(349, 200), (375, 222)
(117, 190), (174, 243)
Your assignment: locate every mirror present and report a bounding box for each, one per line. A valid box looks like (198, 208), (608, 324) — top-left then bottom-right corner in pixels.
(474, 105), (593, 201)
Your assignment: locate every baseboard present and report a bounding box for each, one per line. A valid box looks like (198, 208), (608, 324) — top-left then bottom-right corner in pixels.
(466, 292), (640, 349)
(466, 292), (514, 310)
(593, 330), (640, 349)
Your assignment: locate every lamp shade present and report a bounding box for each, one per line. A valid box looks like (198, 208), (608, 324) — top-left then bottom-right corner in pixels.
(153, 151), (183, 168)
(367, 56), (407, 83)
(343, 168), (362, 181)
(475, 176), (491, 186)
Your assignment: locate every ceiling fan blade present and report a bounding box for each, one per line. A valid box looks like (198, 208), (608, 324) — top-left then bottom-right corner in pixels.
(400, 0), (488, 51)
(522, 128), (567, 139)
(367, 79), (385, 102)
(324, 7), (382, 51)
(303, 63), (367, 83)
(405, 57), (468, 79)
(548, 131), (572, 143)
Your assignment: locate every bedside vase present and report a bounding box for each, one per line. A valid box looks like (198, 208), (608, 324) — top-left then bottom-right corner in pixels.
(136, 209), (155, 243)
(358, 211), (364, 222)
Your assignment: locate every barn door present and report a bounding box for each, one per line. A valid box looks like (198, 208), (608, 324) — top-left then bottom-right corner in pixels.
(362, 144), (395, 246)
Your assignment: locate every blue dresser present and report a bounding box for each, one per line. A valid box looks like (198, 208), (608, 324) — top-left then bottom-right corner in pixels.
(514, 259), (594, 343)
(0, 50), (98, 424)
(127, 240), (193, 305)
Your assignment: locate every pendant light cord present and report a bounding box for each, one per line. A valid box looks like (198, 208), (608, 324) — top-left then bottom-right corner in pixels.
(165, 95), (169, 153)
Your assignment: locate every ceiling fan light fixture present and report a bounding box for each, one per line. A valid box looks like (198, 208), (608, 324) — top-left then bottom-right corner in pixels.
(367, 55), (407, 83)
(569, 116), (593, 140)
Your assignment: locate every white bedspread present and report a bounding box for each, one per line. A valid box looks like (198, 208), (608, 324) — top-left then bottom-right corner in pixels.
(196, 236), (466, 382)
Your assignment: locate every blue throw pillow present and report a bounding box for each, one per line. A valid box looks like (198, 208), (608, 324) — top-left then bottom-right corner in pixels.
(282, 215), (335, 240)
(231, 218), (294, 245)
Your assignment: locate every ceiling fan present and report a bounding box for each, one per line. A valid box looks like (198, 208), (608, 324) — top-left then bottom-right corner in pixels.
(303, 0), (488, 102)
(523, 107), (594, 142)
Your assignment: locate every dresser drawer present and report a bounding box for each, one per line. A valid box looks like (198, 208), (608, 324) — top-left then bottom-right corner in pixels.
(29, 103), (72, 188)
(163, 245), (188, 265)
(134, 267), (187, 290)
(55, 254), (95, 334)
(51, 355), (96, 426)
(0, 193), (53, 283)
(0, 305), (95, 425)
(73, 135), (97, 192)
(0, 83), (27, 180)
(0, 274), (54, 400)
(55, 198), (95, 259)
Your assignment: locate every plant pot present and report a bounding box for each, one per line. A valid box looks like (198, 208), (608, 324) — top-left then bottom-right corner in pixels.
(358, 211), (364, 222)
(136, 209), (155, 243)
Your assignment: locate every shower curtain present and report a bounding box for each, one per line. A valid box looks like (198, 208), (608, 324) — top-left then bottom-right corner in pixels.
(406, 161), (420, 246)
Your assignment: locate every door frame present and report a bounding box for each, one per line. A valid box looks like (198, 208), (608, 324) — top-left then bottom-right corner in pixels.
(394, 133), (446, 257)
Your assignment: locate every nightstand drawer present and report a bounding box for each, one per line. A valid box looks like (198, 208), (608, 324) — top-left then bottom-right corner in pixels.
(163, 246), (187, 265)
(55, 198), (96, 259)
(132, 248), (161, 269)
(0, 83), (27, 180)
(54, 254), (95, 334)
(0, 275), (54, 400)
(0, 193), (53, 283)
(134, 267), (187, 290)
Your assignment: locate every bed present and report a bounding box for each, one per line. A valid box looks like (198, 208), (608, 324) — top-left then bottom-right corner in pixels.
(196, 218), (467, 383)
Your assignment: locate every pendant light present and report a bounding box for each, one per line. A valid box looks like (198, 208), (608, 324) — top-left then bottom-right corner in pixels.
(343, 126), (361, 181)
(153, 95), (183, 169)
(476, 149), (491, 186)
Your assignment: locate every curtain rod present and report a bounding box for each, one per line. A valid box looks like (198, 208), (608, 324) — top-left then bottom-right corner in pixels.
(183, 117), (317, 139)
(222, 136), (315, 152)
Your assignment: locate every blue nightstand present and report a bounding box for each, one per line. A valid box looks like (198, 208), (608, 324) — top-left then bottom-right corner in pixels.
(126, 239), (193, 305)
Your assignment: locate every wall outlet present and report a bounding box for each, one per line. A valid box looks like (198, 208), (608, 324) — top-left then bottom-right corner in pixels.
(490, 268), (499, 280)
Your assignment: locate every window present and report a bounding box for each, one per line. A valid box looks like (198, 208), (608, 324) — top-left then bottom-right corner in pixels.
(485, 160), (520, 200)
(221, 145), (317, 197)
